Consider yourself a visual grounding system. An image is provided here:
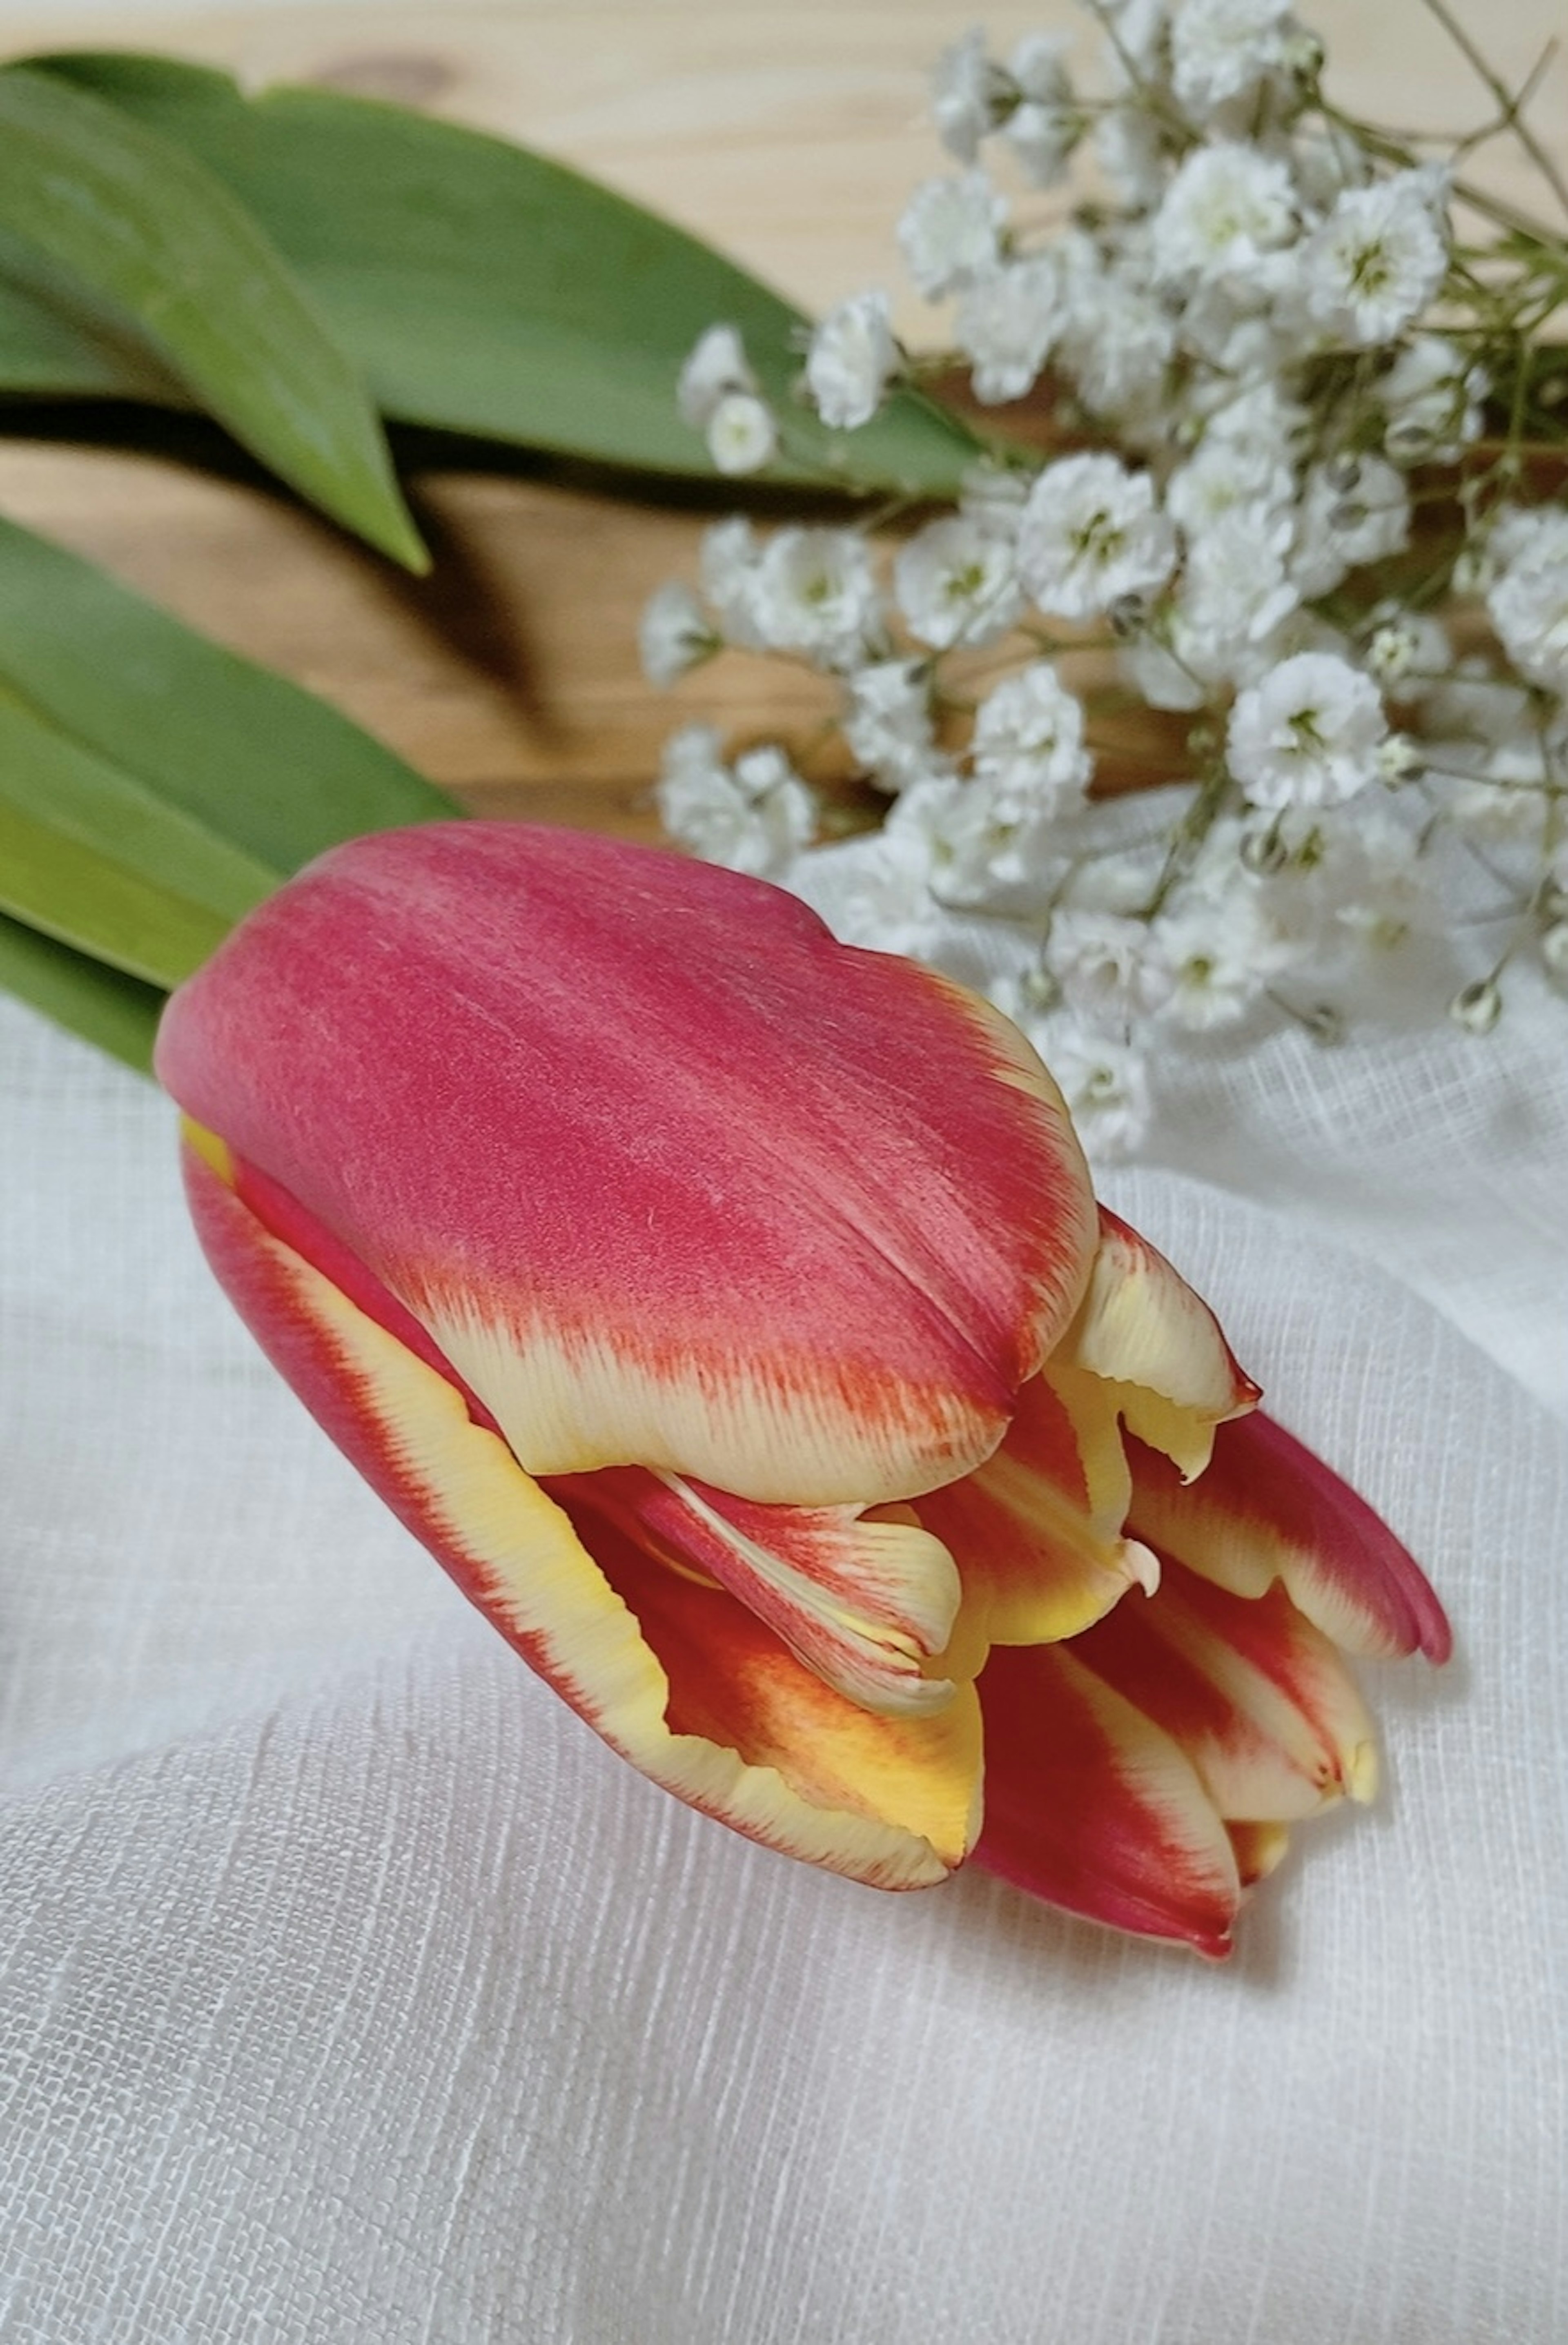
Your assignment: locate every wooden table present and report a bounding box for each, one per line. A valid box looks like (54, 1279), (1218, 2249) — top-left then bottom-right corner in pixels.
(0, 0), (1562, 840)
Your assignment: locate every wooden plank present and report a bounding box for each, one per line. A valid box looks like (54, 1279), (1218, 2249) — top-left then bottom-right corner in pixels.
(0, 1), (1561, 832)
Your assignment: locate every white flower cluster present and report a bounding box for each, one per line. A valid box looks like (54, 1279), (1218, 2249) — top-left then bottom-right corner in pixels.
(654, 1), (1568, 1156)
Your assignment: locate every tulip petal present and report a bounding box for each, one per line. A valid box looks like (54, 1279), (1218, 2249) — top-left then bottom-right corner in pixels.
(1060, 1208), (1260, 1479)
(545, 1467), (964, 1719)
(973, 1642), (1241, 1957)
(1069, 1560), (1377, 1823)
(919, 1363), (1158, 1652)
(1227, 1820), (1291, 1886)
(1126, 1414), (1452, 1664)
(156, 824), (1096, 1510)
(182, 1137), (982, 1887)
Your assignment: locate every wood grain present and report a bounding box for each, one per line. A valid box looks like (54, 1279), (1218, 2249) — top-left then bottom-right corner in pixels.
(0, 1), (1562, 833)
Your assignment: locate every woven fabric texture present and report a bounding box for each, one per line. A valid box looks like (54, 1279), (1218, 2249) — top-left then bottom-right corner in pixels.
(1, 959), (1564, 2343)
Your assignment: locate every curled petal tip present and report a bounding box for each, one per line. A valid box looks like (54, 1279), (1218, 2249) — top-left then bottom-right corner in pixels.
(1127, 1412), (1451, 1666)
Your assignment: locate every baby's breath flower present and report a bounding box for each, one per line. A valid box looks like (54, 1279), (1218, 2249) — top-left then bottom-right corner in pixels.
(1046, 908), (1173, 1020)
(805, 290), (900, 430)
(1484, 508), (1568, 693)
(639, 581), (717, 686)
(1152, 890), (1297, 1031)
(656, 726), (815, 877)
(955, 257), (1061, 405)
(1365, 611), (1450, 690)
(930, 27), (1006, 162)
(842, 659), (941, 793)
(1030, 1020), (1154, 1159)
(677, 324), (755, 428)
(1228, 652), (1387, 809)
(1055, 242), (1178, 425)
(897, 171), (1006, 298)
(1291, 457), (1409, 598)
(971, 663), (1093, 807)
(1301, 169), (1448, 347)
(750, 528), (883, 668)
(1169, 0), (1297, 118)
(652, 4), (1568, 1152)
(1152, 144), (1296, 289)
(895, 515), (1024, 649)
(698, 518), (766, 648)
(706, 390), (778, 477)
(1018, 452), (1176, 621)
(1002, 33), (1081, 187)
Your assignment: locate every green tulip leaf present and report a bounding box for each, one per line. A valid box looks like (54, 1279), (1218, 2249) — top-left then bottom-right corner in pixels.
(0, 795), (234, 988)
(0, 65), (426, 566)
(0, 515), (456, 875)
(0, 910), (162, 1072)
(18, 53), (980, 497)
(0, 515), (461, 1058)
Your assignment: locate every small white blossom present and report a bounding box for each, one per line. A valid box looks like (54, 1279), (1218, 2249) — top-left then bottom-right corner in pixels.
(931, 28), (1005, 161)
(1301, 169), (1448, 347)
(1291, 456), (1409, 597)
(638, 581), (715, 686)
(656, 726), (814, 877)
(1046, 908), (1173, 1020)
(843, 659), (941, 792)
(1365, 610), (1450, 691)
(1169, 0), (1296, 118)
(1056, 242), (1178, 425)
(1152, 144), (1296, 288)
(1003, 34), (1080, 186)
(971, 663), (1092, 808)
(706, 391), (778, 476)
(1484, 506), (1568, 692)
(955, 257), (1060, 404)
(897, 171), (1006, 298)
(1096, 101), (1169, 208)
(926, 774), (1074, 911)
(1152, 891), (1295, 1031)
(895, 514), (1023, 648)
(677, 324), (755, 428)
(698, 517), (766, 648)
(749, 528), (883, 668)
(1166, 441), (1294, 537)
(1228, 651), (1388, 808)
(1018, 453), (1176, 621)
(1030, 1018), (1154, 1159)
(805, 290), (900, 430)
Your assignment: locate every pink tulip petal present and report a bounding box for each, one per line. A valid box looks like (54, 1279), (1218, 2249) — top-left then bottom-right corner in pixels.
(157, 825), (1096, 1509)
(546, 1466), (964, 1719)
(1061, 1208), (1260, 1478)
(183, 1138), (981, 1886)
(1069, 1560), (1377, 1823)
(1126, 1414), (1452, 1664)
(973, 1641), (1241, 1957)
(919, 1363), (1158, 1652)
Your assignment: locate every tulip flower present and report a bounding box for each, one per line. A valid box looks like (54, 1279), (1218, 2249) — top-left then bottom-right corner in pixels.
(156, 824), (1450, 1955)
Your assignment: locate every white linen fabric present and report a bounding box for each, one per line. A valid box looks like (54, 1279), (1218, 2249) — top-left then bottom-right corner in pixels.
(1, 947), (1566, 2344)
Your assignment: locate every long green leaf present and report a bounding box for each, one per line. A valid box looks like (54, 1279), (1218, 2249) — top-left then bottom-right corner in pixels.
(0, 685), (280, 922)
(17, 53), (980, 497)
(0, 911), (161, 1071)
(0, 65), (425, 566)
(0, 515), (455, 873)
(0, 798), (233, 987)
(0, 515), (461, 1064)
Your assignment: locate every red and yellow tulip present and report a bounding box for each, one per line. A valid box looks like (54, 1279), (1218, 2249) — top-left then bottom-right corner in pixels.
(156, 824), (1449, 1955)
